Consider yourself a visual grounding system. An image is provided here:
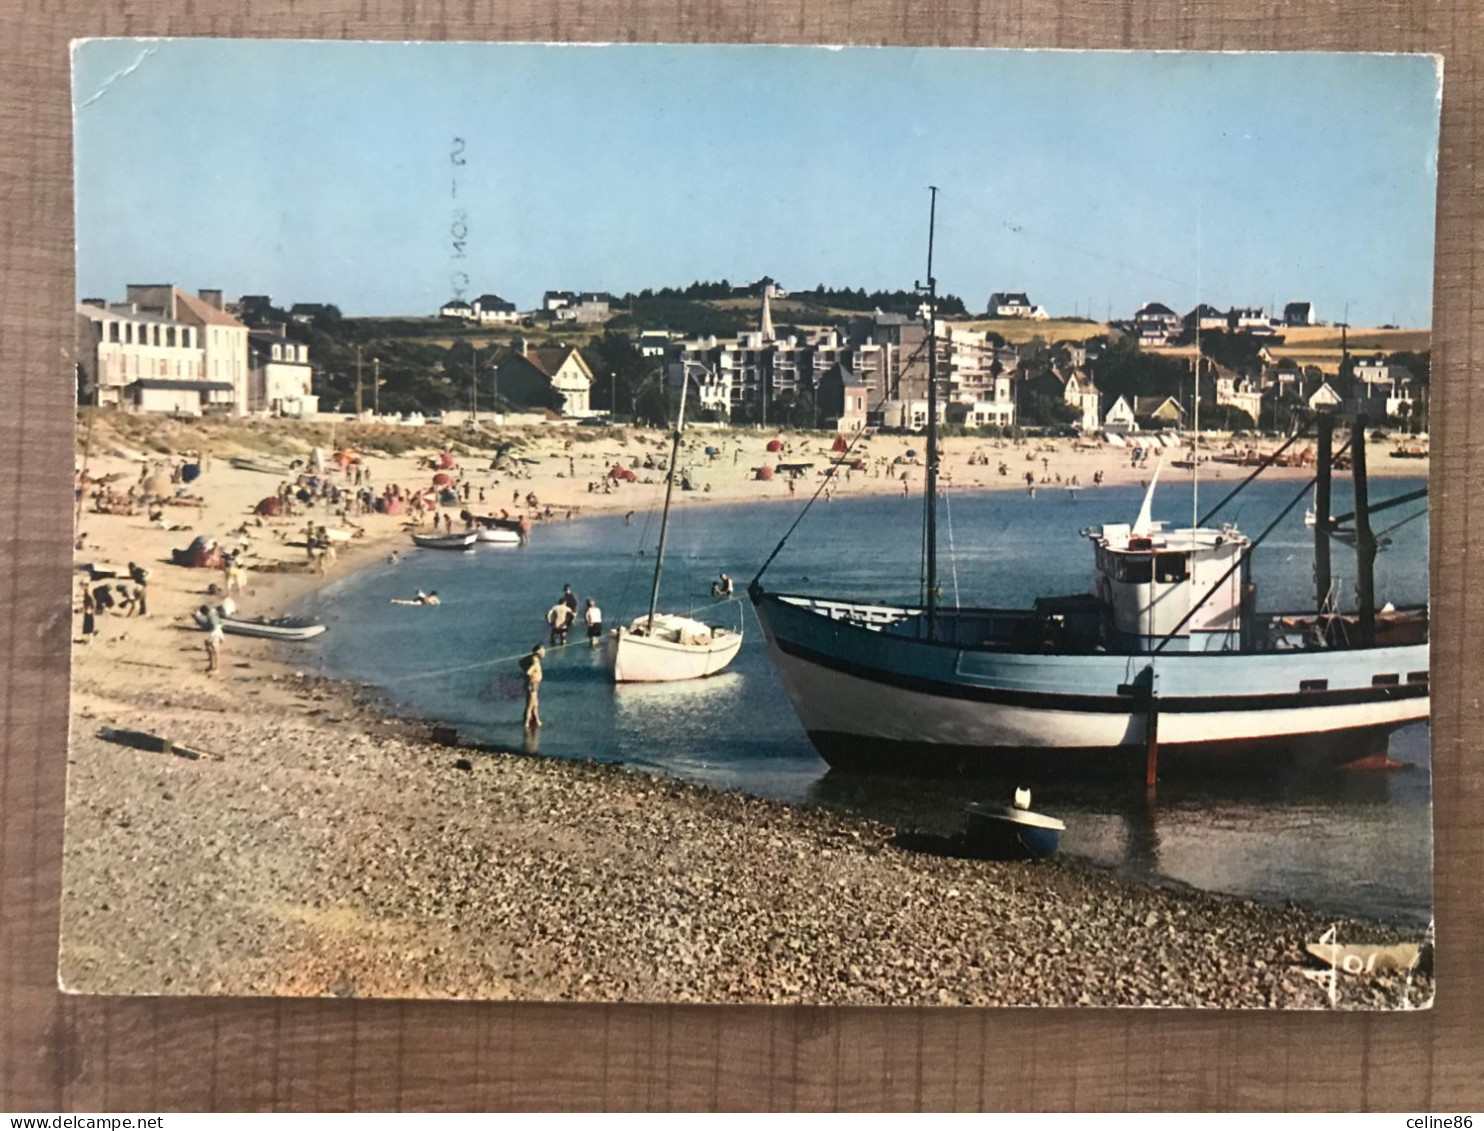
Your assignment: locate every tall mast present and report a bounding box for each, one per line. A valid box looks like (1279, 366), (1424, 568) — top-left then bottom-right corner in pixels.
(922, 186), (940, 641)
(646, 367), (691, 630)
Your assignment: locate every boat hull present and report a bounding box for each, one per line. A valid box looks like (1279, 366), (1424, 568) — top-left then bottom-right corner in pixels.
(607, 625), (743, 683)
(475, 527), (521, 544)
(964, 805), (1064, 859)
(753, 591), (1429, 777)
(193, 609), (327, 641)
(411, 532), (477, 550)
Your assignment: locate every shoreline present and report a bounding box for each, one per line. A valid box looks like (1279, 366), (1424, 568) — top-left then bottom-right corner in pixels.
(61, 423), (1434, 1006)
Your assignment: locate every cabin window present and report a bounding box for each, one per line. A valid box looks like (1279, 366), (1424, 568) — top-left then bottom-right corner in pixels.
(1116, 555), (1152, 584)
(1155, 553), (1189, 583)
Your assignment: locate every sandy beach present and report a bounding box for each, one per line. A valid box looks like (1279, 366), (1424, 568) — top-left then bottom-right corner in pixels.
(59, 418), (1432, 1006)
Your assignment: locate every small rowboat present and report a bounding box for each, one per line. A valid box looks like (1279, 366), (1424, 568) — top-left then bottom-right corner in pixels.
(411, 531), (477, 550)
(228, 456), (293, 476)
(475, 526), (521, 545)
(964, 793), (1066, 860)
(192, 609), (327, 641)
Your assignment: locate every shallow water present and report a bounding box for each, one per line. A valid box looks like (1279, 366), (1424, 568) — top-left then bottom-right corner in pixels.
(293, 475), (1432, 925)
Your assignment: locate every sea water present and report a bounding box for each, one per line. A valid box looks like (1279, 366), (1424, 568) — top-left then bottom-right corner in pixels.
(294, 475), (1432, 925)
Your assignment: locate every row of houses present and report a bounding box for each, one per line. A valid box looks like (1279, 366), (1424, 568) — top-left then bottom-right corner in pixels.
(438, 290), (617, 326)
(660, 291), (1422, 433)
(1129, 300), (1319, 346)
(76, 286), (318, 417)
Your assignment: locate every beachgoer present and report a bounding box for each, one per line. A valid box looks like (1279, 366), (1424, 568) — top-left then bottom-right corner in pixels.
(625, 511), (634, 526)
(561, 585), (579, 614)
(547, 601), (574, 645)
(80, 583), (97, 639)
(92, 582), (116, 616)
(584, 599), (603, 646)
(127, 561), (149, 616)
(711, 572), (734, 599)
(520, 645), (545, 730)
(200, 603), (224, 675)
(420, 590), (441, 606)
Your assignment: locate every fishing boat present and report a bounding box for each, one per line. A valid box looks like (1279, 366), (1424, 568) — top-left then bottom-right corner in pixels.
(607, 365), (742, 683)
(748, 190), (1428, 778)
(410, 530), (477, 551)
(192, 608), (327, 641)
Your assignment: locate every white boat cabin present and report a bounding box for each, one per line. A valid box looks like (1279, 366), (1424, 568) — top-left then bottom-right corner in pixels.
(1085, 520), (1250, 652)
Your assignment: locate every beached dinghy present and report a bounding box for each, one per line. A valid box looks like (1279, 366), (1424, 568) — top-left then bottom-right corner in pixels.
(193, 608), (327, 641)
(608, 363), (742, 683)
(411, 530), (477, 550)
(964, 789), (1065, 859)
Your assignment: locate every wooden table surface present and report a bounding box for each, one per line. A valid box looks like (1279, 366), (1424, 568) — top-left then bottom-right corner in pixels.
(2, 0), (1481, 1111)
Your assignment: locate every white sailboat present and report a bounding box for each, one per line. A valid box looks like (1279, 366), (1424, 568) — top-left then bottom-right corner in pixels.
(607, 368), (743, 683)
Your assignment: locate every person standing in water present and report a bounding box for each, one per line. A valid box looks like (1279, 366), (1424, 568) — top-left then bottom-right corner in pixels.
(584, 598), (603, 647)
(519, 645), (544, 730)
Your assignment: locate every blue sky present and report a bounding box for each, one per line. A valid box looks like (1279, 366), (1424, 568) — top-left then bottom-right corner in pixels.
(73, 41), (1441, 325)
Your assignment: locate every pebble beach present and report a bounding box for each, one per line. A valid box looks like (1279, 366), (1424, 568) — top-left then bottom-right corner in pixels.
(60, 419), (1433, 1007)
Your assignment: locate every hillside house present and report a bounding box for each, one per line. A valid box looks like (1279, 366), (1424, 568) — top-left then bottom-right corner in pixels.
(1102, 395), (1138, 433)
(494, 338), (595, 415)
(439, 298), (474, 320)
(1134, 395), (1185, 428)
(1308, 381), (1344, 413)
(988, 292), (1036, 318)
(1184, 304), (1229, 333)
(1283, 301), (1317, 326)
(473, 294), (519, 324)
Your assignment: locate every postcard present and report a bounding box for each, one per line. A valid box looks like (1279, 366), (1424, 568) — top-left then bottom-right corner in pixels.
(63, 41), (1438, 1007)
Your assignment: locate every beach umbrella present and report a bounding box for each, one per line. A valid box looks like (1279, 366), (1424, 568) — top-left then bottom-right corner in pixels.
(143, 473), (173, 498)
(180, 462), (201, 483)
(905, 449), (918, 458)
(433, 472), (453, 486)
(831, 435), (849, 453)
(754, 465), (775, 481)
(766, 439), (784, 453)
(438, 452), (456, 469)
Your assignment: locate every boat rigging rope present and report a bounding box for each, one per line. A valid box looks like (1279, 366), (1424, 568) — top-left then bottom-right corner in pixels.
(1196, 426), (1309, 526)
(748, 378), (907, 591)
(943, 488), (962, 610)
(1374, 507), (1428, 541)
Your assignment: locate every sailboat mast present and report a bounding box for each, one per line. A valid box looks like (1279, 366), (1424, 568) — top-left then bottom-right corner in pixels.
(646, 367), (691, 630)
(923, 186), (940, 641)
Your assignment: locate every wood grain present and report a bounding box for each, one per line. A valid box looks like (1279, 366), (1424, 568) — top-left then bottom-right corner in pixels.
(3, 0), (1481, 1112)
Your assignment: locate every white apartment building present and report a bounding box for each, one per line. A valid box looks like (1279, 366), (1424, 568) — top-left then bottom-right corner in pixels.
(76, 301), (237, 414)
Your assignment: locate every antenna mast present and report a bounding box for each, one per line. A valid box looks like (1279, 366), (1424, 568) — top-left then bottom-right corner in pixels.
(917, 186), (941, 641)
